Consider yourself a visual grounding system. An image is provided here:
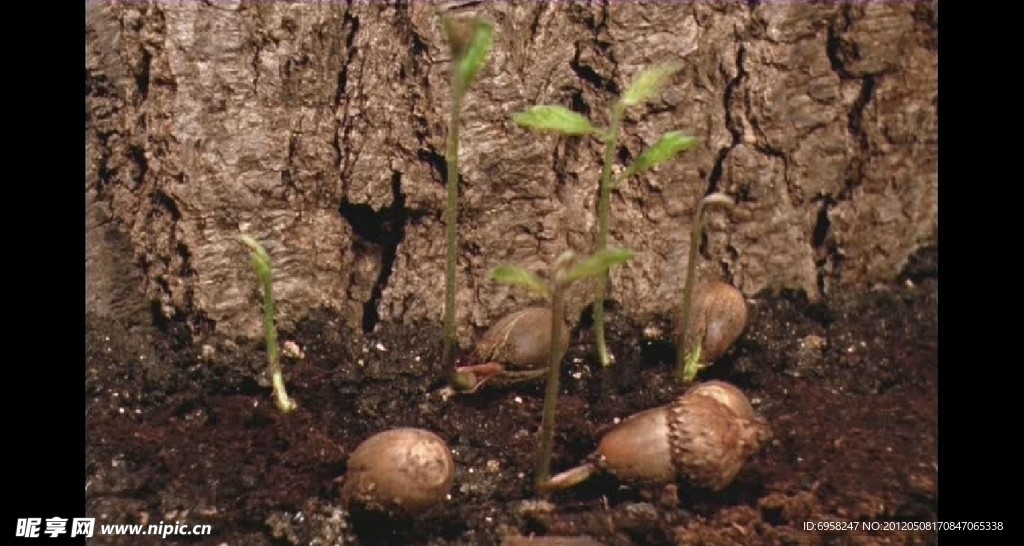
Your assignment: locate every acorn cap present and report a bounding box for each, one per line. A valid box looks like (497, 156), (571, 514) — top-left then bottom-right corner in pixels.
(667, 394), (768, 490)
(340, 428), (455, 515)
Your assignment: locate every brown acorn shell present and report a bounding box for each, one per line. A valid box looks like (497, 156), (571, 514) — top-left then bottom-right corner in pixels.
(595, 406), (676, 484)
(595, 384), (770, 491)
(684, 380), (756, 420)
(341, 428), (455, 515)
(473, 307), (569, 371)
(681, 281), (748, 363)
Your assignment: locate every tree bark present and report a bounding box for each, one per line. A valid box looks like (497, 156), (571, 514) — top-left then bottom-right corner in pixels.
(85, 0), (937, 341)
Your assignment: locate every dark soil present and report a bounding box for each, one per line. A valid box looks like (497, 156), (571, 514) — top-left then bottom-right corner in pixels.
(86, 277), (937, 545)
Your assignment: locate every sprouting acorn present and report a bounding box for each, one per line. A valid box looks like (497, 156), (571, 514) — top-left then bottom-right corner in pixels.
(339, 428), (455, 516)
(452, 307), (570, 392)
(679, 281), (748, 364)
(541, 381), (770, 492)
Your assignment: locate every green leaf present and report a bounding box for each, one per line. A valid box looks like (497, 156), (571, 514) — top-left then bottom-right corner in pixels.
(454, 18), (493, 95)
(563, 247), (634, 285)
(512, 105), (596, 136)
(620, 63), (682, 108)
(622, 131), (699, 181)
(490, 265), (550, 297)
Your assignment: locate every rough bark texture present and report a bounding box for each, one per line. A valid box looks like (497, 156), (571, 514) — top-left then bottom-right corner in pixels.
(86, 1), (937, 342)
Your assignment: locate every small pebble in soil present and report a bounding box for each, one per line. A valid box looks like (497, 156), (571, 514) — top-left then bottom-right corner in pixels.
(282, 340), (305, 359)
(266, 498), (349, 546)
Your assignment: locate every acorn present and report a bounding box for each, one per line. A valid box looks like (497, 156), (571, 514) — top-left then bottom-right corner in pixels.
(542, 381), (770, 492)
(684, 380), (757, 421)
(339, 428), (455, 516)
(453, 307), (570, 392)
(679, 281), (748, 363)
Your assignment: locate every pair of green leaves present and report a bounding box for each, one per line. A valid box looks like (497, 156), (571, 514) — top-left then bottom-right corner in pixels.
(490, 247), (634, 298)
(511, 63), (698, 186)
(441, 15), (494, 97)
(513, 63), (683, 134)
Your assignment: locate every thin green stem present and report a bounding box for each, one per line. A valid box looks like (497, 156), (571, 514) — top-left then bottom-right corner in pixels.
(675, 193), (735, 383)
(535, 277), (567, 491)
(261, 264), (297, 413)
(442, 88), (464, 377)
(680, 340), (704, 384)
(593, 103), (625, 367)
(239, 236), (297, 414)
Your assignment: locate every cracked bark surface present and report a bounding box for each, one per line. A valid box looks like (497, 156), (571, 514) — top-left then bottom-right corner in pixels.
(86, 1), (937, 341)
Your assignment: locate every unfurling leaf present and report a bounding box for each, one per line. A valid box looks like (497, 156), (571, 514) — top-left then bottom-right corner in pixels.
(490, 265), (550, 297)
(563, 247), (634, 285)
(238, 235), (272, 276)
(450, 17), (493, 95)
(622, 131), (699, 181)
(441, 15), (475, 58)
(512, 105), (596, 136)
(620, 63), (682, 108)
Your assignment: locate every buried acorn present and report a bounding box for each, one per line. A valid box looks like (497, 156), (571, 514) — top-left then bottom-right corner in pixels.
(338, 428), (455, 516)
(540, 381), (770, 492)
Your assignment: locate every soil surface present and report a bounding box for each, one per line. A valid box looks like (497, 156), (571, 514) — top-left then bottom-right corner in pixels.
(86, 274), (937, 545)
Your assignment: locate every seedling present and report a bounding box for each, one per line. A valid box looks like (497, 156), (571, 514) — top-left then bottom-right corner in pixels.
(491, 247), (634, 491)
(513, 63), (698, 367)
(439, 14), (494, 376)
(675, 193), (736, 383)
(238, 235), (298, 414)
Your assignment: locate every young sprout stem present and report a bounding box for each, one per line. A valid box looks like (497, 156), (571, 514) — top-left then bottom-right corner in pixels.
(442, 85), (463, 377)
(535, 277), (567, 490)
(535, 252), (574, 490)
(238, 235), (298, 414)
(680, 340), (704, 384)
(675, 193), (736, 383)
(593, 103), (626, 368)
(440, 15), (492, 378)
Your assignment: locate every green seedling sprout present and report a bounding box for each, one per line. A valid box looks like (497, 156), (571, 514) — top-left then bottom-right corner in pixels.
(237, 235), (298, 414)
(491, 247), (634, 491)
(440, 14), (494, 377)
(676, 192), (735, 383)
(513, 63), (698, 367)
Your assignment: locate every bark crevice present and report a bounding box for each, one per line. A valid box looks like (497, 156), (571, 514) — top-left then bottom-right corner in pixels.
(340, 172), (408, 333)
